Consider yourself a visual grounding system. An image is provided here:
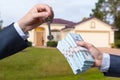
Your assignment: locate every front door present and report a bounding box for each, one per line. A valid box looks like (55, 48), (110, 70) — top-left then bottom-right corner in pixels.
(36, 32), (44, 46)
(35, 27), (45, 47)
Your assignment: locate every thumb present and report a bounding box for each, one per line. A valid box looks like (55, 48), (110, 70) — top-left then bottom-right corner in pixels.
(33, 12), (49, 19)
(76, 41), (90, 49)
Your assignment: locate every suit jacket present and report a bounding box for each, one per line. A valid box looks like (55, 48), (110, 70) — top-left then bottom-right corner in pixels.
(0, 23), (28, 59)
(104, 54), (120, 77)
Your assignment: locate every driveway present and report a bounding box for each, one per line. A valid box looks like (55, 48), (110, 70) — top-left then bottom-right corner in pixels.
(98, 48), (120, 56)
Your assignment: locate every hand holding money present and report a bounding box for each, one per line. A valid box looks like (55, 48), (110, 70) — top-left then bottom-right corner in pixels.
(76, 41), (103, 67)
(57, 33), (95, 74)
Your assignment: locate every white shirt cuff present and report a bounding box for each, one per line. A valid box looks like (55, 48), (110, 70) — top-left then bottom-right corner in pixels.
(14, 22), (29, 40)
(99, 53), (110, 72)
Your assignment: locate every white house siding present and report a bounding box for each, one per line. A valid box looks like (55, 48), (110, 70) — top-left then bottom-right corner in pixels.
(28, 17), (115, 48)
(74, 18), (114, 48)
(61, 29), (74, 40)
(28, 23), (66, 47)
(74, 19), (112, 31)
(110, 30), (114, 43)
(28, 30), (35, 46)
(75, 31), (110, 47)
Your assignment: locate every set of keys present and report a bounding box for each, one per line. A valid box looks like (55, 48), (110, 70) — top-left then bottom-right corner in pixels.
(45, 17), (54, 40)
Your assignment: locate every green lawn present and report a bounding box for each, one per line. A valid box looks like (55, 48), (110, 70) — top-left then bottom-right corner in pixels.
(0, 47), (119, 80)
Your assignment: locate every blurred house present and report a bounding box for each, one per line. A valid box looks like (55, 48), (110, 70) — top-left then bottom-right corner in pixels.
(28, 17), (117, 48)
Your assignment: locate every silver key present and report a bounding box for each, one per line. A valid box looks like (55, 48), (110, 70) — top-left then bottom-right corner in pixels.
(46, 17), (54, 40)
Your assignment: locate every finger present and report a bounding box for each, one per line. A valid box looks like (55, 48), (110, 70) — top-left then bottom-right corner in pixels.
(36, 4), (53, 17)
(76, 41), (93, 49)
(33, 12), (49, 19)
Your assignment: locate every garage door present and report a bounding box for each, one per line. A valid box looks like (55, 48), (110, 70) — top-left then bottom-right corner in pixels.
(76, 32), (110, 47)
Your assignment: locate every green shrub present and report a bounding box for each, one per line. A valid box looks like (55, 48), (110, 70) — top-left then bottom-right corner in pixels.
(115, 39), (120, 48)
(115, 32), (120, 48)
(110, 43), (115, 48)
(47, 41), (58, 47)
(28, 41), (32, 47)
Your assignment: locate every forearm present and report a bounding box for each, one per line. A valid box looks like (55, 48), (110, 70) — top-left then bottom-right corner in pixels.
(103, 54), (120, 77)
(99, 53), (120, 77)
(99, 53), (110, 72)
(14, 22), (29, 40)
(0, 23), (28, 59)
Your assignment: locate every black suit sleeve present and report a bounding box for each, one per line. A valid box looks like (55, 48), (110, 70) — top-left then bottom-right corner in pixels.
(0, 23), (28, 59)
(104, 54), (120, 77)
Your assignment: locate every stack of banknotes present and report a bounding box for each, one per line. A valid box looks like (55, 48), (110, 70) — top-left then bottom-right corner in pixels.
(57, 33), (95, 74)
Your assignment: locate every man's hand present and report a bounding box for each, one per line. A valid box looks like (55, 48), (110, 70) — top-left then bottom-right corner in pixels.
(18, 4), (54, 32)
(77, 41), (103, 67)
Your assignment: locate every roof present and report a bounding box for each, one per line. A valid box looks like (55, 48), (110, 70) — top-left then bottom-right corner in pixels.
(76, 17), (118, 30)
(50, 17), (118, 31)
(52, 18), (76, 28)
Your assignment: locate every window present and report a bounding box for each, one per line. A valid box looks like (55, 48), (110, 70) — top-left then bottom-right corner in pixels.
(91, 21), (96, 28)
(51, 30), (60, 41)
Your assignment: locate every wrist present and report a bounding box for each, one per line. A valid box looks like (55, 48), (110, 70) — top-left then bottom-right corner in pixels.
(18, 20), (28, 33)
(14, 22), (29, 40)
(95, 59), (103, 67)
(94, 54), (103, 67)
(99, 53), (110, 72)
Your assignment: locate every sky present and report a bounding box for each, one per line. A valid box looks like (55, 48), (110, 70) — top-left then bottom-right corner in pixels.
(0, 0), (98, 26)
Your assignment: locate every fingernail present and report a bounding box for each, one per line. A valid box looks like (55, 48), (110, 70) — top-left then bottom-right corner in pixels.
(45, 12), (49, 17)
